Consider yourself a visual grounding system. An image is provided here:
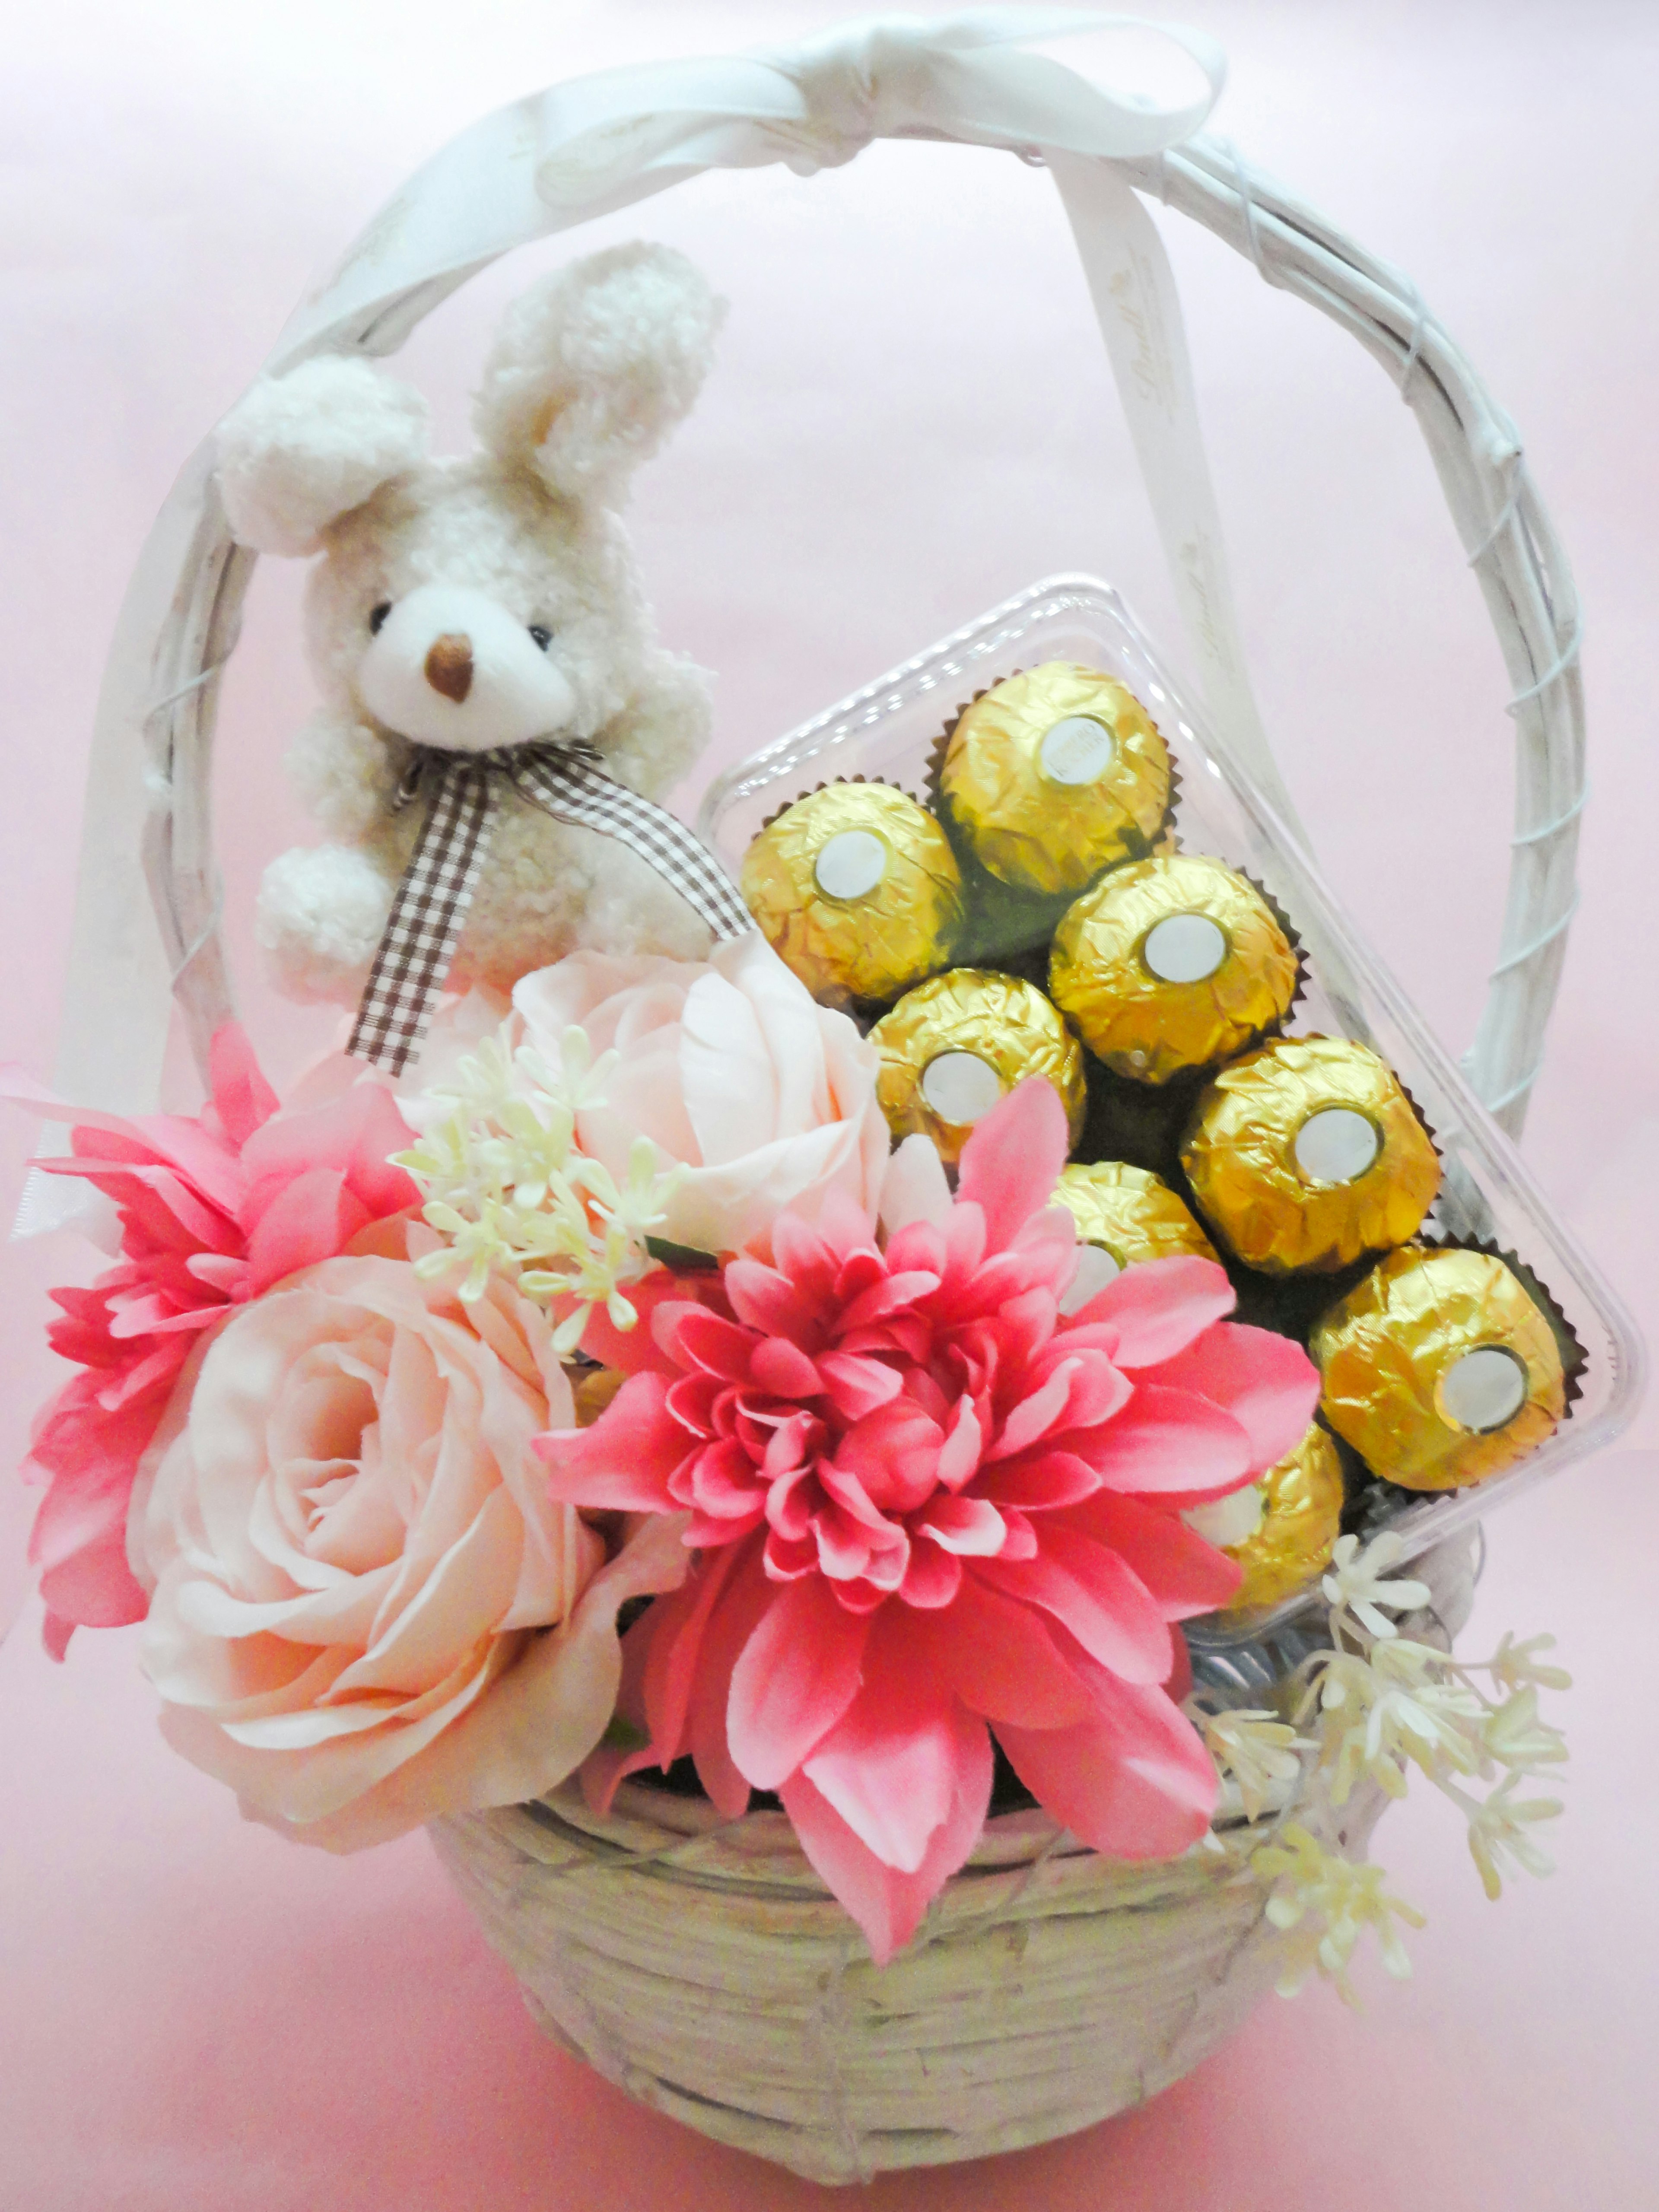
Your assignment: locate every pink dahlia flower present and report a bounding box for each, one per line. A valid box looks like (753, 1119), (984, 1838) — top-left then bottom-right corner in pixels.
(4, 1027), (418, 1656)
(538, 1078), (1320, 1961)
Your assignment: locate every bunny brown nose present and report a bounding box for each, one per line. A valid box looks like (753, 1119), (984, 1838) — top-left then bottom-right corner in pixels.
(424, 634), (474, 703)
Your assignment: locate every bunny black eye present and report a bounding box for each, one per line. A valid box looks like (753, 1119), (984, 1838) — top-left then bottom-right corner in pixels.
(528, 624), (553, 651)
(369, 601), (392, 636)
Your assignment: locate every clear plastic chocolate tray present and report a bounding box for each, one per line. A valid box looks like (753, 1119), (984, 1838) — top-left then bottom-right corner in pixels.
(699, 575), (1646, 1646)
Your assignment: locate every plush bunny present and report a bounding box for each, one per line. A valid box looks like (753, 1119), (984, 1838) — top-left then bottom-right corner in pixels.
(215, 242), (725, 1004)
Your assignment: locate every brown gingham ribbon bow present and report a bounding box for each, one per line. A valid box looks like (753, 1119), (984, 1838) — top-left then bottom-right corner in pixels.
(346, 740), (754, 1075)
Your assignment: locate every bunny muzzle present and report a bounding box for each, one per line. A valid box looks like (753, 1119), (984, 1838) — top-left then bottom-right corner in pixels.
(358, 583), (576, 752)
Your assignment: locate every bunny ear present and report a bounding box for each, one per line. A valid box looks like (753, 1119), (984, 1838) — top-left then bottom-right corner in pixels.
(474, 241), (724, 502)
(214, 356), (431, 555)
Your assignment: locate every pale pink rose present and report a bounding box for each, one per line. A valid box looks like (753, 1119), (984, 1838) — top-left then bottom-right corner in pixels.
(509, 933), (890, 1256)
(130, 1252), (687, 1850)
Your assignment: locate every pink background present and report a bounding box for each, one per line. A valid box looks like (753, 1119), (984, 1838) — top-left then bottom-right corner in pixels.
(3, 2), (1656, 2205)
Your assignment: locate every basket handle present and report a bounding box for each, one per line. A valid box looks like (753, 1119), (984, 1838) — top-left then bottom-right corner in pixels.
(38, 11), (1582, 1191)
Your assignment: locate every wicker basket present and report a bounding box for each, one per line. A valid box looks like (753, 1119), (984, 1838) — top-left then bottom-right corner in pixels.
(432, 1541), (1475, 2184)
(79, 14), (1593, 2192)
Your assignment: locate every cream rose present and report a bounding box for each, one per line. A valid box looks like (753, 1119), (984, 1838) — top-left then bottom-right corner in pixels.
(130, 1254), (687, 1850)
(509, 932), (890, 1255)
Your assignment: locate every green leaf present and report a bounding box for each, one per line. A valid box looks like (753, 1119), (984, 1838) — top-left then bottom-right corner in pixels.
(599, 1711), (652, 1753)
(645, 1236), (721, 1272)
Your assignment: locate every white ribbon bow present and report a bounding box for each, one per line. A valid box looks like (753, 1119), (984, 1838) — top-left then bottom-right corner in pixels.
(29, 8), (1294, 1232)
(526, 11), (1225, 204)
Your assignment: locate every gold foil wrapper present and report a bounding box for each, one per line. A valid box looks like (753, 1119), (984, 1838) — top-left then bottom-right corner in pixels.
(741, 782), (963, 1004)
(871, 969), (1087, 1165)
(1313, 1246), (1566, 1491)
(1220, 1424), (1345, 1612)
(1182, 1036), (1440, 1274)
(572, 1366), (627, 1428)
(1054, 1160), (1218, 1268)
(1050, 855), (1300, 1083)
(939, 663), (1172, 896)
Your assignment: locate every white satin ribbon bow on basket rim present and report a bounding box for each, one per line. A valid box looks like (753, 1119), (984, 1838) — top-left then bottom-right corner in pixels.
(22, 4), (1585, 1249)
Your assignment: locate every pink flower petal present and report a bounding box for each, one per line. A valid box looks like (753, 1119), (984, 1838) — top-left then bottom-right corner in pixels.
(763, 1530), (816, 1581)
(750, 1335), (821, 1397)
(686, 1439), (766, 1522)
(997, 1506), (1039, 1561)
(816, 1457), (899, 1537)
(657, 1303), (755, 1382)
(816, 1350), (904, 1422)
(642, 1539), (750, 1763)
(717, 1256), (816, 1342)
(1063, 1492), (1244, 1618)
(207, 1024), (280, 1146)
(769, 1210), (842, 1305)
(812, 1503), (877, 1582)
(975, 1529), (1173, 1684)
(985, 1359), (1079, 1462)
(761, 1411), (817, 1481)
(1080, 1386), (1255, 1499)
(1141, 1322), (1321, 1476)
(917, 1494), (1007, 1557)
(879, 1133), (953, 1234)
(780, 1716), (991, 1963)
(907, 1582), (1094, 1729)
(882, 1217), (948, 1281)
(245, 1168), (372, 1293)
(726, 1576), (872, 1790)
(801, 1658), (981, 1874)
(979, 1450), (1102, 1511)
(686, 1547), (775, 1817)
(579, 1272), (699, 1374)
(954, 1078), (1070, 1251)
(837, 1269), (942, 1335)
(899, 1544), (962, 1609)
(934, 1396), (983, 1493)
(1065, 1256), (1236, 1368)
(996, 1675), (1218, 1860)
(535, 1372), (689, 1511)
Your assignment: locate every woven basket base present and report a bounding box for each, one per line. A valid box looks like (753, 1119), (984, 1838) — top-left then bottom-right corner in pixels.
(432, 1536), (1472, 2184)
(432, 1784), (1385, 2183)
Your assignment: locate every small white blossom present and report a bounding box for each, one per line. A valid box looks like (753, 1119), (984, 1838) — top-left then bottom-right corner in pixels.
(1464, 1773), (1562, 1901)
(1321, 1531), (1432, 1640)
(1251, 1545), (1571, 1999)
(1485, 1631), (1573, 1696)
(1202, 1707), (1308, 1823)
(1479, 1685), (1569, 1772)
(1252, 1823), (1425, 2009)
(395, 1023), (682, 1345)
(1311, 1642), (1485, 1806)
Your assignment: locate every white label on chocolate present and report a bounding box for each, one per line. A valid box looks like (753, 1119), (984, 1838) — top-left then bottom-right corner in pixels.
(1142, 912), (1227, 984)
(1182, 1482), (1265, 1548)
(1039, 715), (1116, 786)
(1441, 1345), (1529, 1433)
(920, 1051), (1003, 1125)
(1293, 1107), (1381, 1185)
(1060, 1241), (1123, 1313)
(813, 829), (888, 901)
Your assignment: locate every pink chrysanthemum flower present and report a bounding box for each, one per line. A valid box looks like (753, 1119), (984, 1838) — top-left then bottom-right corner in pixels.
(537, 1079), (1319, 1961)
(4, 1028), (418, 1656)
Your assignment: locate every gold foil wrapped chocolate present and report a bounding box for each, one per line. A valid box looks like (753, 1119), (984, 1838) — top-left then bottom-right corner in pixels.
(1313, 1246), (1566, 1491)
(871, 969), (1086, 1165)
(939, 663), (1172, 896)
(741, 782), (963, 1003)
(1050, 855), (1299, 1083)
(572, 1366), (627, 1429)
(1182, 1036), (1440, 1274)
(1216, 1424), (1345, 1613)
(1054, 1161), (1217, 1311)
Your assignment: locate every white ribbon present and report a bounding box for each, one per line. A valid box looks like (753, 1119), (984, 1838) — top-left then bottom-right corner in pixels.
(27, 8), (1295, 1229)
